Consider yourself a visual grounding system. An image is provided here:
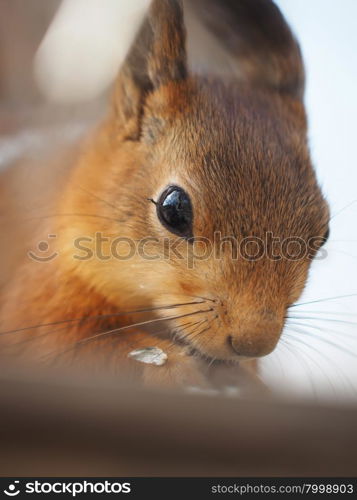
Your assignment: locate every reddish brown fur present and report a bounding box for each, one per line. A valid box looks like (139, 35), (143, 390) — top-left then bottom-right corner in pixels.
(0, 0), (329, 387)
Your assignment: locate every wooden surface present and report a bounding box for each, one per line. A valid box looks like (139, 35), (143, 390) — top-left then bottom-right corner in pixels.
(0, 363), (356, 477)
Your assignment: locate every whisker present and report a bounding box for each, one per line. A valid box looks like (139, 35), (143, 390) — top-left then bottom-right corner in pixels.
(328, 248), (357, 260)
(0, 300), (205, 337)
(292, 293), (357, 308)
(292, 310), (357, 317)
(329, 197), (357, 220)
(288, 319), (357, 343)
(172, 319), (202, 337)
(196, 317), (222, 361)
(329, 239), (357, 243)
(109, 319), (204, 362)
(103, 321), (194, 364)
(288, 315), (357, 327)
(185, 325), (212, 349)
(169, 316), (214, 362)
(15, 317), (198, 349)
(26, 213), (122, 224)
(207, 353), (218, 369)
(287, 322), (357, 359)
(279, 337), (318, 397)
(187, 295), (217, 303)
(283, 332), (337, 396)
(276, 348), (288, 380)
(44, 308), (213, 361)
(185, 319), (221, 362)
(172, 319), (208, 346)
(169, 319), (205, 348)
(286, 326), (357, 395)
(10, 325), (73, 347)
(77, 185), (121, 214)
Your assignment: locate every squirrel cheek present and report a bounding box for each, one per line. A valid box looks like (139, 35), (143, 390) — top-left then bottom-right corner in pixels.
(179, 280), (202, 297)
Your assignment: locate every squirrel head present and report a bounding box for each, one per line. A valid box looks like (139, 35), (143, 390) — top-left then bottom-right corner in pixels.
(61, 0), (329, 361)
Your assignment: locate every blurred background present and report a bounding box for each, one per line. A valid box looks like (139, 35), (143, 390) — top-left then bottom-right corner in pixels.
(0, 0), (356, 402)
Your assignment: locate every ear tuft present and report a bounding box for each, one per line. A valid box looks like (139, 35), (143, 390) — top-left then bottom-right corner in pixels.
(114, 0), (187, 139)
(148, 0), (187, 86)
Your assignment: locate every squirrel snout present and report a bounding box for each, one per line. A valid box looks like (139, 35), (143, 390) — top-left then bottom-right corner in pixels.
(227, 319), (282, 358)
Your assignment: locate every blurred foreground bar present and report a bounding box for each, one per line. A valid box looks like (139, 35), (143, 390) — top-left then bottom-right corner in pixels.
(0, 365), (356, 476)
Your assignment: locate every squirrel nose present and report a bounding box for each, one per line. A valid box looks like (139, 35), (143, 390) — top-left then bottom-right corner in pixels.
(227, 321), (282, 358)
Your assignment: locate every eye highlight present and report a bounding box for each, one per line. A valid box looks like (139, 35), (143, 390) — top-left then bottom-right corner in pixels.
(155, 186), (193, 239)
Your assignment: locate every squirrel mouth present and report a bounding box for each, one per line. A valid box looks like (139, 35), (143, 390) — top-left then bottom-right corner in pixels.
(174, 334), (239, 366)
(189, 346), (238, 366)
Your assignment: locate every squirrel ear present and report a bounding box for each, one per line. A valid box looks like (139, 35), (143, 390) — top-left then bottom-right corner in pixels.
(114, 0), (187, 139)
(187, 0), (304, 100)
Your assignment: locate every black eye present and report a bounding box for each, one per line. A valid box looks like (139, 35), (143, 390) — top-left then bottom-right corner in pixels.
(156, 186), (193, 238)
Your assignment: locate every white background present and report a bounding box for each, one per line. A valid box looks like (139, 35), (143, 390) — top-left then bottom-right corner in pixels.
(261, 0), (357, 401)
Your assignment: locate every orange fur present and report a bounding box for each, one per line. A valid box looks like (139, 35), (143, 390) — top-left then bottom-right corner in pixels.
(0, 0), (329, 387)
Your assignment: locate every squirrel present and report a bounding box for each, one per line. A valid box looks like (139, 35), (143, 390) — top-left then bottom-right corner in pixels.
(0, 0), (329, 388)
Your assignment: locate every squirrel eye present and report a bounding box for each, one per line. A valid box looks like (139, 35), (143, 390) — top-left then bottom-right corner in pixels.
(156, 186), (193, 239)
